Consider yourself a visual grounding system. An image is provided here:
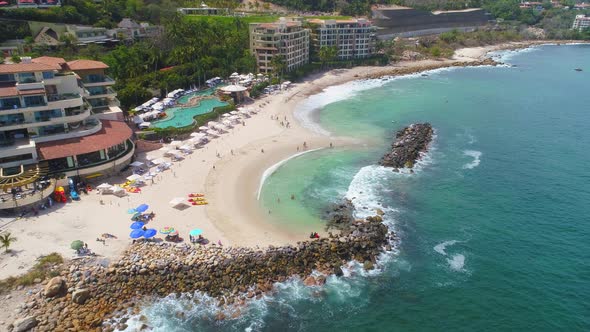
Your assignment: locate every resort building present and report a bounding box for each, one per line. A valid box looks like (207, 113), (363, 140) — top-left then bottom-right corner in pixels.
(249, 18), (310, 74)
(0, 56), (133, 210)
(572, 15), (590, 30)
(177, 2), (229, 15)
(308, 18), (377, 61)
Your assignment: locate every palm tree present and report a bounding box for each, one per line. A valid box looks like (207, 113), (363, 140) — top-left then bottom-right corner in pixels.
(270, 55), (287, 81)
(0, 232), (16, 253)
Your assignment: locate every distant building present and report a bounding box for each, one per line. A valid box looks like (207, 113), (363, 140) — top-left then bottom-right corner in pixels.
(572, 15), (590, 30)
(308, 18), (377, 61)
(65, 25), (117, 45)
(114, 18), (162, 40)
(249, 18), (310, 74)
(0, 56), (132, 209)
(16, 0), (61, 8)
(519, 1), (544, 10)
(178, 2), (229, 15)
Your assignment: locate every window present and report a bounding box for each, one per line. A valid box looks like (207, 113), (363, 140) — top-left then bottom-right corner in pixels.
(0, 98), (21, 110)
(24, 95), (46, 107)
(42, 71), (54, 79)
(0, 153), (33, 164)
(0, 74), (15, 82)
(18, 72), (36, 83)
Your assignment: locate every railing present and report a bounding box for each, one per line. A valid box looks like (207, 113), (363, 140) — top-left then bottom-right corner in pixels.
(47, 93), (81, 102)
(0, 179), (56, 210)
(82, 76), (115, 84)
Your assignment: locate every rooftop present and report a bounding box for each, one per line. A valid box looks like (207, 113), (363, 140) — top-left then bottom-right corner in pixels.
(36, 120), (132, 160)
(66, 59), (109, 71)
(32, 56), (66, 69)
(0, 84), (45, 98)
(0, 62), (57, 74)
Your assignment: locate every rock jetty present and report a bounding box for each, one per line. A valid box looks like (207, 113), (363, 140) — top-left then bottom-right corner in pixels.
(380, 123), (433, 169)
(9, 217), (392, 332)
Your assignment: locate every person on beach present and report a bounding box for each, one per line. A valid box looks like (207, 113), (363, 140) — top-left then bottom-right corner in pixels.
(291, 194), (295, 200)
(277, 197), (280, 203)
(330, 142), (333, 148)
(297, 146), (299, 151)
(261, 148), (265, 153)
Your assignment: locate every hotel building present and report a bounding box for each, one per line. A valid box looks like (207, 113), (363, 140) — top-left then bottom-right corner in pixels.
(249, 18), (310, 74)
(572, 15), (590, 30)
(0, 56), (133, 209)
(308, 18), (377, 60)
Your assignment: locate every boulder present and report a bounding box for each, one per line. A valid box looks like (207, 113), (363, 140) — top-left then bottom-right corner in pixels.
(12, 316), (38, 332)
(72, 289), (91, 305)
(363, 261), (374, 271)
(44, 277), (65, 298)
(303, 276), (316, 286)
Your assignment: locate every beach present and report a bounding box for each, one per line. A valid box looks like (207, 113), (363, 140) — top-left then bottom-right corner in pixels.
(0, 40), (561, 284)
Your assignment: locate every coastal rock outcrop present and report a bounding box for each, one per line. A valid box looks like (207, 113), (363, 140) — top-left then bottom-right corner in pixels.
(324, 199), (355, 231)
(379, 123), (433, 169)
(16, 217), (392, 331)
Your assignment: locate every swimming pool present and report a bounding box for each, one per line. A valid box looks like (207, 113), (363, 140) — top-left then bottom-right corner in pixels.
(151, 90), (228, 129)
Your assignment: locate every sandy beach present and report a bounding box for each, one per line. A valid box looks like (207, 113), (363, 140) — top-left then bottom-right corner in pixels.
(0, 41), (559, 288)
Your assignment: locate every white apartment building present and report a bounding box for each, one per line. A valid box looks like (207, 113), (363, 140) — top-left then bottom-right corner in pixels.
(572, 15), (590, 30)
(309, 18), (377, 60)
(249, 18), (310, 74)
(0, 56), (133, 209)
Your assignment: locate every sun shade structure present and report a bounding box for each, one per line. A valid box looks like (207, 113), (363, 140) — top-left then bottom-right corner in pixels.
(0, 163), (48, 191)
(70, 240), (84, 250)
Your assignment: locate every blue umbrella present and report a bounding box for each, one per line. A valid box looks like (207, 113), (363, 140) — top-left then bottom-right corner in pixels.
(130, 221), (145, 230)
(189, 229), (203, 236)
(130, 229), (145, 239)
(143, 228), (157, 238)
(136, 204), (149, 213)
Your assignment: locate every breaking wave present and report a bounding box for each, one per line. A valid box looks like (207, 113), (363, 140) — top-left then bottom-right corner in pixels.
(463, 150), (482, 169)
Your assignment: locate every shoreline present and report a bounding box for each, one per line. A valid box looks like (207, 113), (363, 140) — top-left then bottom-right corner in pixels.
(0, 39), (582, 326)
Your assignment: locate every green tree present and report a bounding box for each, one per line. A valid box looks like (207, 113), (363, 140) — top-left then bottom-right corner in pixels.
(318, 46), (338, 69)
(270, 55), (287, 81)
(0, 232), (16, 253)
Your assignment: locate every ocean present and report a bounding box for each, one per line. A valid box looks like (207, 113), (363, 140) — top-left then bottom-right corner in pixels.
(128, 44), (590, 331)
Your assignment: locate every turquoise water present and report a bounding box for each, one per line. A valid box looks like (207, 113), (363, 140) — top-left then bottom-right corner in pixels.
(151, 89), (228, 129)
(131, 45), (590, 331)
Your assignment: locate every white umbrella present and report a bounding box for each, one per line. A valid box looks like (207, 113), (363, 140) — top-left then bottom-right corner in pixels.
(169, 140), (183, 147)
(207, 121), (219, 128)
(222, 120), (233, 128)
(198, 126), (209, 131)
(96, 183), (112, 190)
(206, 130), (219, 137)
(190, 132), (205, 138)
(112, 186), (127, 197)
(151, 158), (167, 165)
(169, 197), (187, 208)
(126, 174), (142, 181)
(138, 122), (151, 129)
(130, 161), (144, 168)
(179, 145), (192, 151)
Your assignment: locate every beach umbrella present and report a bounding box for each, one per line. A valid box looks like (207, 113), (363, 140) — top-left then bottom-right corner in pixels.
(136, 204), (149, 213)
(131, 211), (142, 220)
(130, 229), (145, 239)
(127, 208), (136, 214)
(189, 229), (203, 236)
(159, 226), (175, 234)
(130, 221), (145, 230)
(70, 240), (84, 250)
(169, 230), (179, 236)
(143, 229), (157, 238)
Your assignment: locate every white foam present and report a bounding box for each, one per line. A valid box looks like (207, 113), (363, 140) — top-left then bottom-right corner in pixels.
(433, 240), (458, 256)
(447, 254), (466, 271)
(257, 148), (323, 200)
(462, 150), (482, 169)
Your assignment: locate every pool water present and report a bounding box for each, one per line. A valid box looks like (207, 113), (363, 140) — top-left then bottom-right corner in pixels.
(151, 89), (229, 129)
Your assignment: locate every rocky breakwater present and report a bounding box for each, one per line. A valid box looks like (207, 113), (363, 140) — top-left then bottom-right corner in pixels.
(11, 217), (392, 332)
(364, 58), (500, 80)
(380, 123), (434, 169)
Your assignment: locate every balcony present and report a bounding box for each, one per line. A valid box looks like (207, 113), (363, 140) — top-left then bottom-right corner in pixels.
(16, 81), (44, 91)
(31, 119), (102, 143)
(0, 107), (90, 131)
(0, 179), (56, 210)
(82, 75), (115, 87)
(86, 87), (117, 99)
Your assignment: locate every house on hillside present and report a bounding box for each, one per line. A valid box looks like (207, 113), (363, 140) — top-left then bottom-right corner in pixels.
(112, 18), (162, 40)
(178, 2), (229, 15)
(34, 27), (61, 46)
